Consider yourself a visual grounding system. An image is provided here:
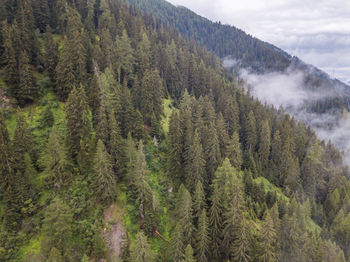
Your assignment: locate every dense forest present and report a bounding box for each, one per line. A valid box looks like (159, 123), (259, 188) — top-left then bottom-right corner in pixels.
(0, 0), (350, 261)
(127, 0), (350, 116)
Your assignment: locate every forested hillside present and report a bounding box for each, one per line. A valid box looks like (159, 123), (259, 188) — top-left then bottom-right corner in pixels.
(0, 0), (350, 261)
(126, 0), (350, 116)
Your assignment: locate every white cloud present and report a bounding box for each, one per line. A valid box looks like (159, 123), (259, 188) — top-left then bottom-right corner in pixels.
(167, 0), (350, 83)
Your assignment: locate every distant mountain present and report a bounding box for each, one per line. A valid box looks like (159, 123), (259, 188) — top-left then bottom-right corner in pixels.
(126, 0), (350, 114)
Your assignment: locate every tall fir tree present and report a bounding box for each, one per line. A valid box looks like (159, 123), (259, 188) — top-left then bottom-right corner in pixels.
(185, 129), (206, 192)
(91, 140), (117, 204)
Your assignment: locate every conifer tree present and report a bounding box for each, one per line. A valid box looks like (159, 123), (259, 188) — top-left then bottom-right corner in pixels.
(91, 140), (117, 204)
(226, 131), (243, 169)
(139, 69), (164, 121)
(56, 9), (86, 100)
(195, 209), (210, 262)
(258, 120), (271, 169)
(39, 128), (71, 189)
(65, 84), (91, 161)
(130, 231), (154, 262)
(168, 111), (183, 184)
(231, 218), (253, 262)
(131, 142), (154, 230)
(42, 197), (73, 258)
(245, 110), (257, 152)
(115, 29), (135, 83)
(209, 183), (222, 261)
(193, 181), (206, 224)
(223, 95), (239, 135)
(136, 32), (152, 75)
(45, 26), (59, 84)
(216, 112), (230, 158)
(0, 112), (11, 191)
(3, 170), (24, 231)
(172, 223), (185, 262)
(47, 247), (63, 262)
(12, 114), (31, 174)
(175, 184), (194, 246)
(258, 211), (278, 262)
(18, 50), (37, 105)
(181, 245), (196, 262)
(185, 129), (206, 192)
(203, 121), (221, 182)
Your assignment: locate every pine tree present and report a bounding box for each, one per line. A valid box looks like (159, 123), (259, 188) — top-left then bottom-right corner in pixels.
(39, 128), (71, 189)
(131, 142), (154, 230)
(258, 211), (277, 262)
(172, 223), (185, 262)
(244, 110), (257, 152)
(195, 209), (210, 262)
(181, 245), (196, 262)
(47, 247), (63, 262)
(45, 26), (59, 84)
(65, 84), (91, 161)
(136, 32), (152, 75)
(223, 95), (239, 135)
(209, 183), (222, 261)
(91, 140), (117, 204)
(168, 111), (183, 184)
(175, 184), (194, 246)
(203, 121), (221, 182)
(18, 50), (37, 105)
(185, 129), (206, 192)
(115, 29), (135, 83)
(226, 131), (243, 169)
(139, 69), (164, 122)
(3, 170), (24, 231)
(258, 120), (271, 169)
(12, 114), (31, 174)
(42, 197), (73, 258)
(193, 181), (206, 224)
(0, 111), (11, 191)
(56, 9), (86, 100)
(231, 218), (253, 262)
(216, 112), (230, 159)
(130, 231), (154, 262)
(33, 0), (50, 33)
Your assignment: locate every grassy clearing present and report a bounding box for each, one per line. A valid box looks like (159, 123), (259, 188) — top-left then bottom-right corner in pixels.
(255, 177), (289, 202)
(161, 98), (174, 135)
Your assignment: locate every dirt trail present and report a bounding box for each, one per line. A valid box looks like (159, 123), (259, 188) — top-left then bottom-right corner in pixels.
(103, 204), (126, 261)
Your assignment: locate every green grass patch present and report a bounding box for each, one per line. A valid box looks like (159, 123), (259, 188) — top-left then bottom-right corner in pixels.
(254, 177), (289, 202)
(161, 98), (174, 135)
(18, 235), (43, 261)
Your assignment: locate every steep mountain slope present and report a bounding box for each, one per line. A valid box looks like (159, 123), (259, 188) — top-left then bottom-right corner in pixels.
(1, 0), (350, 261)
(126, 0), (350, 114)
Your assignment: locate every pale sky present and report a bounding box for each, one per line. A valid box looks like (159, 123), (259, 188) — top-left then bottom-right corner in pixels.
(167, 0), (350, 84)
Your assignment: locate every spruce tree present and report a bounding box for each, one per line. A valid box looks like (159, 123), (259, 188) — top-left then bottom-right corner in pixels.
(181, 245), (196, 262)
(39, 128), (71, 189)
(258, 120), (271, 169)
(244, 110), (257, 152)
(130, 231), (154, 262)
(91, 140), (117, 204)
(18, 50), (37, 105)
(168, 111), (183, 184)
(45, 26), (59, 84)
(0, 112), (11, 191)
(226, 131), (243, 169)
(195, 209), (210, 262)
(258, 211), (278, 262)
(175, 184), (194, 246)
(65, 84), (91, 162)
(193, 181), (206, 224)
(185, 129), (206, 192)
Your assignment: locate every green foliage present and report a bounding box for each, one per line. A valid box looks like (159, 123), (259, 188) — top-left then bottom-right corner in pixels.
(91, 140), (117, 204)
